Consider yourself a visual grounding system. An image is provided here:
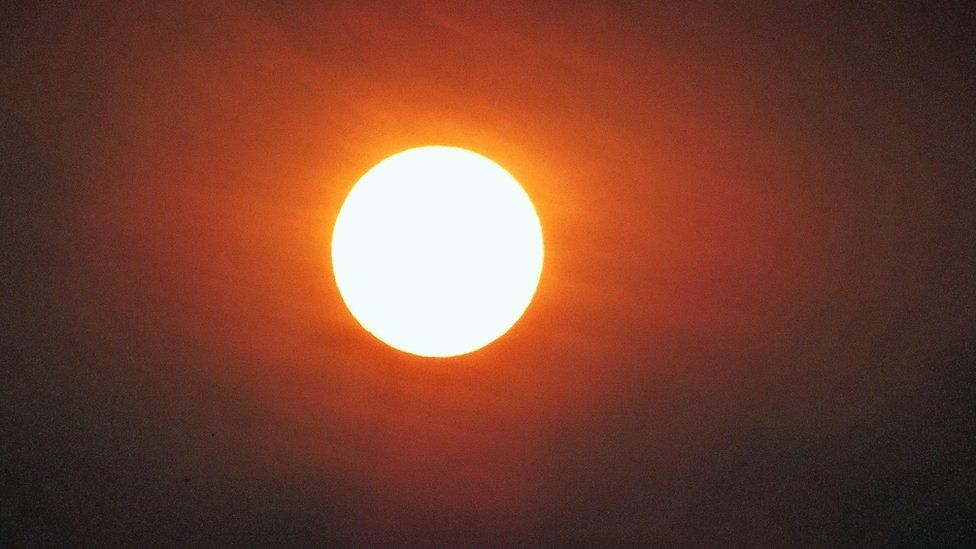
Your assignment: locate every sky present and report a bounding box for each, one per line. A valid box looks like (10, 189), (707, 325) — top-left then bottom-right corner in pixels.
(2, 1), (975, 546)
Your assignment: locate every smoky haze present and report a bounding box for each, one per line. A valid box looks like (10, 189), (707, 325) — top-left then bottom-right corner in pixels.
(2, 2), (975, 546)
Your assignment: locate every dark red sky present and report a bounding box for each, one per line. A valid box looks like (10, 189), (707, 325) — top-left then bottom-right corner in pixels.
(3, 2), (975, 546)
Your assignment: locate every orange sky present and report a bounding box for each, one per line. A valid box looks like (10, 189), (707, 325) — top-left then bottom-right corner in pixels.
(3, 2), (975, 545)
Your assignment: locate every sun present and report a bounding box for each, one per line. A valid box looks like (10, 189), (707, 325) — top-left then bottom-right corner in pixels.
(331, 146), (544, 357)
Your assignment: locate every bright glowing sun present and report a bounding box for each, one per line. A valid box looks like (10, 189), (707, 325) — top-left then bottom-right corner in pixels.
(332, 146), (544, 357)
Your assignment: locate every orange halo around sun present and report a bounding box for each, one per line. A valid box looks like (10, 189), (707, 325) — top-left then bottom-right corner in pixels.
(331, 146), (544, 357)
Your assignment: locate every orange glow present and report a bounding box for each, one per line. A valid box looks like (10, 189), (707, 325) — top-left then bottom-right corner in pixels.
(30, 2), (865, 542)
(332, 146), (544, 357)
